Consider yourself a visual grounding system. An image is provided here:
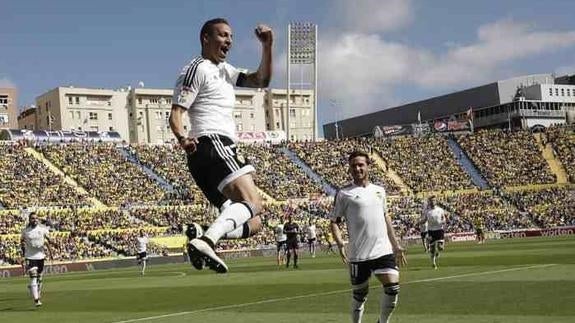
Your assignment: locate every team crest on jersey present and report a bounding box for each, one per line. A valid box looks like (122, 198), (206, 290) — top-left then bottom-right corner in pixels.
(376, 191), (384, 200)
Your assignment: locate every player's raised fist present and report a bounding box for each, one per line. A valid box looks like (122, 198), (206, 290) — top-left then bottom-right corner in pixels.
(255, 24), (273, 45)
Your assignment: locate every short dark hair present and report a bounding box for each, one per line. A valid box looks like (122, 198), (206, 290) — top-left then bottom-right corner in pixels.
(200, 18), (230, 45)
(348, 151), (371, 164)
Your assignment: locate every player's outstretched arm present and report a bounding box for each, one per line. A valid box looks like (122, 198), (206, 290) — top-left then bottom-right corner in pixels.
(385, 215), (407, 266)
(169, 105), (199, 153)
(330, 221), (347, 264)
(237, 24), (273, 88)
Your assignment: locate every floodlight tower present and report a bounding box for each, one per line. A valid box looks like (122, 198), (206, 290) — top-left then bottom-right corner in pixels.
(287, 22), (318, 141)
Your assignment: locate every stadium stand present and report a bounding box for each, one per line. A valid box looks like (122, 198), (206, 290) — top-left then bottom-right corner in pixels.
(457, 129), (556, 187)
(127, 144), (208, 205)
(38, 143), (166, 207)
(239, 143), (325, 200)
(371, 135), (475, 193)
(546, 126), (575, 183)
(0, 143), (91, 209)
(505, 187), (575, 228)
(288, 139), (402, 195)
(1, 127), (575, 266)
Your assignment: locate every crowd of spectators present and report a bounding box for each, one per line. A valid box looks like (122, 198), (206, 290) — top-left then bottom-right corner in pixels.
(505, 187), (575, 228)
(546, 126), (575, 183)
(49, 232), (113, 260)
(387, 191), (532, 237)
(36, 207), (138, 233)
(0, 143), (91, 209)
(39, 143), (166, 206)
(288, 139), (402, 195)
(0, 210), (25, 234)
(88, 228), (168, 256)
(0, 231), (113, 265)
(130, 205), (215, 234)
(0, 235), (19, 265)
(240, 143), (324, 200)
(440, 192), (531, 232)
(371, 135), (474, 193)
(457, 129), (556, 187)
(2, 127), (575, 264)
(128, 144), (207, 204)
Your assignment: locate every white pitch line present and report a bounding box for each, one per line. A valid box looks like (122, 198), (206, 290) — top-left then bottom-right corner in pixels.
(110, 264), (554, 323)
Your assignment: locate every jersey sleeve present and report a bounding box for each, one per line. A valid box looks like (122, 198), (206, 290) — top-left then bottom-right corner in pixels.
(173, 62), (206, 110)
(223, 62), (248, 85)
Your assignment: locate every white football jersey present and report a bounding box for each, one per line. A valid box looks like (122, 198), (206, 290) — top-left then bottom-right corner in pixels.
(21, 225), (50, 260)
(330, 183), (393, 262)
(136, 236), (149, 253)
(306, 224), (317, 239)
(275, 224), (287, 242)
(423, 206), (446, 231)
(173, 56), (247, 142)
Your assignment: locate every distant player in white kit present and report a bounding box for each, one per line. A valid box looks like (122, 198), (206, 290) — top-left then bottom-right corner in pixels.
(274, 222), (287, 266)
(20, 212), (53, 307)
(420, 196), (447, 269)
(330, 151), (407, 323)
(305, 220), (317, 258)
(136, 229), (149, 276)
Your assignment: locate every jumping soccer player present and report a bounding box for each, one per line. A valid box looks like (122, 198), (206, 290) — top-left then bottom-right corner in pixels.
(169, 18), (273, 273)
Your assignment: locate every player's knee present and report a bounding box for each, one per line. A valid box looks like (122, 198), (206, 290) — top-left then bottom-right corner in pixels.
(247, 216), (263, 235)
(28, 266), (38, 278)
(352, 285), (369, 304)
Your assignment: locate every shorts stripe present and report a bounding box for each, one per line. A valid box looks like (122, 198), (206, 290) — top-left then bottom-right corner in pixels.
(210, 134), (240, 172)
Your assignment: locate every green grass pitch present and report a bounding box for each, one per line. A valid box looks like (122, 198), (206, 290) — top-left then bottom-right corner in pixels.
(1, 236), (574, 322)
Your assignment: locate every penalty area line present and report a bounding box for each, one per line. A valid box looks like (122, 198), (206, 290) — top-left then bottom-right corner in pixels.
(110, 263), (554, 323)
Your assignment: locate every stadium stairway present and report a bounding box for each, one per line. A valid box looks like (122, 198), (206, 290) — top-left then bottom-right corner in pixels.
(534, 133), (568, 184)
(118, 147), (176, 192)
(446, 136), (490, 190)
(279, 147), (338, 196)
(25, 147), (106, 208)
(370, 152), (412, 195)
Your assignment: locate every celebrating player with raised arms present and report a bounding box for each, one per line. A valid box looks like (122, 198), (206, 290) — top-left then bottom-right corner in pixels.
(169, 18), (273, 273)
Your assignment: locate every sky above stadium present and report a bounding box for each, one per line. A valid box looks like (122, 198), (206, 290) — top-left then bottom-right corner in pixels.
(1, 0), (574, 130)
